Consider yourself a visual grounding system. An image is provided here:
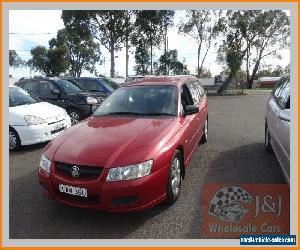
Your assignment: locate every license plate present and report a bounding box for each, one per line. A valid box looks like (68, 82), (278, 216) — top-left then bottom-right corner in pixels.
(59, 184), (87, 197)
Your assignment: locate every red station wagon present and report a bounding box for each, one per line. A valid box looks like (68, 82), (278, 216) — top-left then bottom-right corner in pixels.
(38, 76), (208, 212)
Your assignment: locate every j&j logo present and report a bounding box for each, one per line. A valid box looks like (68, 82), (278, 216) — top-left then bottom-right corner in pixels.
(208, 186), (253, 223)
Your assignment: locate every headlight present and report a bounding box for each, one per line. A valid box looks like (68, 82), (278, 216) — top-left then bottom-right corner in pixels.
(86, 96), (98, 104)
(39, 154), (51, 173)
(24, 115), (46, 125)
(107, 160), (153, 181)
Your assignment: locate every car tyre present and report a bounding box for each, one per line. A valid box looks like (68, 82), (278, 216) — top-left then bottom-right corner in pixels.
(265, 122), (273, 153)
(165, 150), (182, 205)
(199, 117), (208, 144)
(9, 127), (21, 151)
(68, 109), (81, 125)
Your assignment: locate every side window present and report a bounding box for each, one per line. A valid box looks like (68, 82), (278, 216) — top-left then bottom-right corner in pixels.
(73, 79), (86, 91)
(22, 81), (39, 95)
(277, 81), (290, 109)
(196, 81), (205, 99)
(39, 81), (58, 98)
(187, 81), (200, 106)
(181, 84), (193, 108)
(86, 80), (104, 92)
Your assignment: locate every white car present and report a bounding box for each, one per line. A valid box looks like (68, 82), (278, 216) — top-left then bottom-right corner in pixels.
(9, 86), (71, 151)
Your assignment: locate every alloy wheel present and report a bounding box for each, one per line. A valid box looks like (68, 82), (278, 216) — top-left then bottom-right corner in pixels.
(69, 112), (80, 125)
(171, 157), (181, 197)
(9, 131), (17, 150)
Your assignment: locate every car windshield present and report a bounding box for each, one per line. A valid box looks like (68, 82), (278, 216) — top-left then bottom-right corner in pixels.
(9, 87), (40, 107)
(93, 85), (177, 116)
(55, 80), (82, 94)
(101, 78), (119, 92)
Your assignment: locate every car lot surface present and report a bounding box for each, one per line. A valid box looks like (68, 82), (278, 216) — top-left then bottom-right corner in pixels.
(9, 93), (286, 239)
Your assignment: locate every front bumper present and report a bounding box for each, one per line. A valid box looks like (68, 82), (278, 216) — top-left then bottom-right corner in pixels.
(13, 115), (71, 146)
(38, 163), (169, 212)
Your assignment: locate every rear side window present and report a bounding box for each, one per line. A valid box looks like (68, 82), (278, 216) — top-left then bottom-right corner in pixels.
(21, 81), (39, 95)
(187, 81), (200, 106)
(277, 81), (290, 109)
(85, 79), (105, 92)
(39, 81), (58, 98)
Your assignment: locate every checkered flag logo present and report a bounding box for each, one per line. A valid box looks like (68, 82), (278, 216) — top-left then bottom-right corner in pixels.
(208, 186), (253, 223)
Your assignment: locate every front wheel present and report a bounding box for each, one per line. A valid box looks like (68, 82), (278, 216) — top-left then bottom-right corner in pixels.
(9, 128), (21, 151)
(165, 150), (182, 205)
(68, 109), (81, 126)
(199, 118), (208, 144)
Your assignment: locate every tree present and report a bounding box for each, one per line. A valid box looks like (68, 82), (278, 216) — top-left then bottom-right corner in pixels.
(28, 45), (69, 76)
(196, 67), (212, 78)
(49, 28), (101, 77)
(9, 50), (24, 68)
(134, 38), (151, 75)
(156, 49), (189, 75)
(179, 10), (223, 78)
(216, 11), (266, 94)
(161, 10), (175, 75)
(134, 11), (165, 74)
(272, 65), (284, 77)
(62, 10), (127, 78)
(244, 10), (289, 88)
(124, 11), (135, 77)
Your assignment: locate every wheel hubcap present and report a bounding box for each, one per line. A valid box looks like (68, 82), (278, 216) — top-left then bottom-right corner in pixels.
(266, 127), (269, 146)
(9, 131), (17, 149)
(70, 112), (79, 125)
(205, 120), (208, 140)
(171, 158), (181, 196)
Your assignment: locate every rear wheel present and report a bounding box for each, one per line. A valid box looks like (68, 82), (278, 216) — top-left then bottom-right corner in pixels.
(165, 150), (182, 205)
(265, 122), (272, 153)
(68, 109), (81, 125)
(9, 128), (21, 151)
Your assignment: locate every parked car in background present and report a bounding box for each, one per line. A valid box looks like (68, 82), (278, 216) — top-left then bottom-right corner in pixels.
(64, 77), (118, 96)
(124, 75), (157, 84)
(38, 76), (208, 212)
(15, 77), (106, 125)
(265, 75), (290, 183)
(9, 86), (71, 151)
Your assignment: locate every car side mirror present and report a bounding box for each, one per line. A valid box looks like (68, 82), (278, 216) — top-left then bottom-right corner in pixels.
(279, 109), (290, 122)
(184, 105), (199, 116)
(51, 89), (61, 95)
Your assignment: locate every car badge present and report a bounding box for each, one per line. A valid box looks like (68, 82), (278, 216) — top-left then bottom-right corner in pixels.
(71, 166), (80, 178)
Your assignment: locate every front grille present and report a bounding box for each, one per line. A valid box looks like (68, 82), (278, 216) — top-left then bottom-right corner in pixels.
(48, 119), (65, 125)
(55, 162), (103, 179)
(51, 127), (65, 135)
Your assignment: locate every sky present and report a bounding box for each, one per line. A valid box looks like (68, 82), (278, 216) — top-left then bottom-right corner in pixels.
(9, 10), (290, 79)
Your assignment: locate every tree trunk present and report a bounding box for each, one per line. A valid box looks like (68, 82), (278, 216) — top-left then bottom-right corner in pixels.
(217, 71), (234, 95)
(197, 44), (201, 77)
(150, 39), (153, 75)
(110, 40), (115, 78)
(164, 24), (167, 75)
(125, 35), (129, 77)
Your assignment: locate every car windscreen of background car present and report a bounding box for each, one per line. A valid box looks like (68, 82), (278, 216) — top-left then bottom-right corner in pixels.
(55, 80), (82, 95)
(93, 85), (177, 116)
(102, 78), (119, 92)
(9, 87), (40, 107)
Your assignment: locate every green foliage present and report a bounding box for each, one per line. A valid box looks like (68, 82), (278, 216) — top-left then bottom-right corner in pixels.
(156, 49), (189, 75)
(28, 45), (69, 76)
(9, 50), (24, 68)
(134, 38), (151, 75)
(179, 10), (224, 77)
(49, 28), (101, 77)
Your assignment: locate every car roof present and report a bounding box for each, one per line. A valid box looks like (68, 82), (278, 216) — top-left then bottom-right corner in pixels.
(126, 75), (197, 87)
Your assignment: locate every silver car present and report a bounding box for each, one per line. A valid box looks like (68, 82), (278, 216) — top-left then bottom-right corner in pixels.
(265, 76), (290, 184)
